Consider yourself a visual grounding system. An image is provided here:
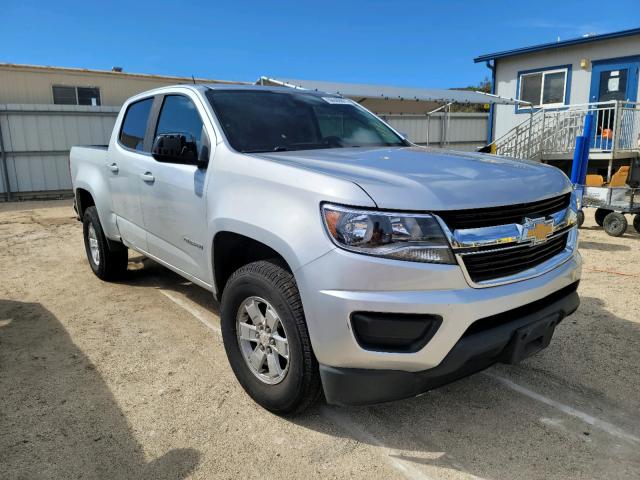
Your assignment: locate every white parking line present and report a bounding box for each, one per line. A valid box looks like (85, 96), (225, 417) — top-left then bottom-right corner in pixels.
(159, 289), (221, 334)
(320, 406), (438, 480)
(484, 372), (639, 444)
(159, 288), (435, 478)
(158, 286), (639, 462)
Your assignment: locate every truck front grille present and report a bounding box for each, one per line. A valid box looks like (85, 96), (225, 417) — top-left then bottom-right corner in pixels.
(437, 193), (571, 230)
(461, 232), (569, 283)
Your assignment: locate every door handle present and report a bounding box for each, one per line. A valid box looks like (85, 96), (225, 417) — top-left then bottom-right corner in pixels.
(106, 163), (119, 173)
(140, 172), (155, 183)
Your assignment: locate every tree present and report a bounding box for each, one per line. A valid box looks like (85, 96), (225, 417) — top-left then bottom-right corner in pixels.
(450, 76), (492, 112)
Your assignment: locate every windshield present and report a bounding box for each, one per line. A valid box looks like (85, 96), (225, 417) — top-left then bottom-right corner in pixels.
(206, 90), (408, 153)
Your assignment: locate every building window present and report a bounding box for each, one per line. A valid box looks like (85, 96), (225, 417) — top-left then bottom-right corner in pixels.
(518, 68), (568, 108)
(52, 85), (101, 106)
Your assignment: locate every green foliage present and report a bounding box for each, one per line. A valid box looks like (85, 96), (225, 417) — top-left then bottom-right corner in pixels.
(450, 76), (492, 112)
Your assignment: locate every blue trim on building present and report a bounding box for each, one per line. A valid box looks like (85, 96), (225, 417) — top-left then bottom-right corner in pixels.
(474, 28), (640, 63)
(514, 64), (572, 114)
(588, 55), (640, 103)
(487, 60), (496, 144)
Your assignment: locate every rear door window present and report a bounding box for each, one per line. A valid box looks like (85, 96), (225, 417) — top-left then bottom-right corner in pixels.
(119, 98), (154, 152)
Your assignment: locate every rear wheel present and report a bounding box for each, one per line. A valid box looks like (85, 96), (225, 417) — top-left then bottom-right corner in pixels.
(634, 214), (640, 234)
(576, 210), (585, 228)
(82, 206), (128, 280)
(594, 208), (612, 227)
(220, 260), (321, 415)
(603, 212), (627, 237)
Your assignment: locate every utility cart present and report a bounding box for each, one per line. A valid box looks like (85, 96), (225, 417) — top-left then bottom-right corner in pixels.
(569, 112), (640, 236)
(579, 185), (640, 236)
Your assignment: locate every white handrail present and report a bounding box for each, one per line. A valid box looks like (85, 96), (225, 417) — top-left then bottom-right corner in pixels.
(491, 100), (640, 160)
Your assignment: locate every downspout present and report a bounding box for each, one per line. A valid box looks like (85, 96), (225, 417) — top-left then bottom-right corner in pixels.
(485, 60), (496, 145)
(0, 116), (11, 201)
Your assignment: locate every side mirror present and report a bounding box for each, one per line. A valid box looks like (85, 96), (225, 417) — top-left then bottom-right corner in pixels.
(152, 133), (199, 165)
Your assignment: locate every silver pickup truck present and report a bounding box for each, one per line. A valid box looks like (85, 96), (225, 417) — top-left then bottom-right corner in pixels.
(70, 84), (581, 414)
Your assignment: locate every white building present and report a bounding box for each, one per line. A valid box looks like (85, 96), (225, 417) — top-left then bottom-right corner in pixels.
(475, 28), (640, 178)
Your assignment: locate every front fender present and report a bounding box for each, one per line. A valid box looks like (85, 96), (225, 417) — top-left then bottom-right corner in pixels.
(205, 151), (375, 295)
(209, 217), (315, 277)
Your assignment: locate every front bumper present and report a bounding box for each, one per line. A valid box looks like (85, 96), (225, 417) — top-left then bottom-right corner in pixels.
(319, 281), (579, 405)
(296, 244), (581, 373)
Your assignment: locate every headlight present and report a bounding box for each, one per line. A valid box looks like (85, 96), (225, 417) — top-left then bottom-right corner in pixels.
(321, 204), (455, 264)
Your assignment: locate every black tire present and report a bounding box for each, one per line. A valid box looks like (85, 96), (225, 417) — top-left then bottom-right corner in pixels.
(82, 206), (128, 280)
(576, 210), (585, 228)
(594, 208), (612, 227)
(603, 212), (627, 237)
(220, 260), (321, 415)
(634, 214), (640, 234)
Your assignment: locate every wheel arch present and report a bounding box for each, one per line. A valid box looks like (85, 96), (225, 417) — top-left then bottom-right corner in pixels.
(75, 187), (95, 218)
(212, 230), (295, 300)
(72, 173), (119, 240)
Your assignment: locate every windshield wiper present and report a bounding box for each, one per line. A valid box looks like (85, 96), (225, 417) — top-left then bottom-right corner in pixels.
(242, 144), (337, 153)
(240, 147), (288, 153)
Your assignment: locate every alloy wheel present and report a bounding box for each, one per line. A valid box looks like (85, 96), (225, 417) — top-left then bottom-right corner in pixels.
(236, 296), (290, 384)
(88, 223), (100, 265)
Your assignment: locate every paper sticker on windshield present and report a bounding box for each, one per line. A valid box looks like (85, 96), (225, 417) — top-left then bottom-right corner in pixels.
(322, 97), (353, 105)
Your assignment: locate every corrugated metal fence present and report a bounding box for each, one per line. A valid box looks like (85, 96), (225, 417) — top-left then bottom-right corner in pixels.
(0, 105), (488, 200)
(381, 112), (488, 150)
(0, 104), (119, 199)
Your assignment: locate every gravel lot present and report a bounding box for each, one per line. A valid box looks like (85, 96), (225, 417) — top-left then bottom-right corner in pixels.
(1, 200), (639, 480)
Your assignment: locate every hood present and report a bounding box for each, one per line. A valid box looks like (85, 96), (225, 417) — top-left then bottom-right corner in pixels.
(252, 146), (572, 211)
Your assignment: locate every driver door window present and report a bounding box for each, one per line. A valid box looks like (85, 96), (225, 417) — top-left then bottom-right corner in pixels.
(155, 95), (207, 160)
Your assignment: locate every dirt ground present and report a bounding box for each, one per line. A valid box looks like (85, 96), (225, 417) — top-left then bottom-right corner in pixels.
(1, 200), (639, 480)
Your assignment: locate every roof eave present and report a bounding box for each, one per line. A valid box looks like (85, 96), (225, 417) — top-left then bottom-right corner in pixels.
(474, 27), (640, 63)
(0, 62), (246, 84)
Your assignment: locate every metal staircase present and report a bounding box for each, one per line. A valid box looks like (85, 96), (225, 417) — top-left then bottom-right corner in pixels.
(490, 101), (640, 162)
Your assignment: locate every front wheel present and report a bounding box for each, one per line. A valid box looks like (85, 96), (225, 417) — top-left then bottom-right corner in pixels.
(603, 212), (627, 237)
(634, 214), (640, 234)
(220, 260), (321, 415)
(576, 210), (585, 228)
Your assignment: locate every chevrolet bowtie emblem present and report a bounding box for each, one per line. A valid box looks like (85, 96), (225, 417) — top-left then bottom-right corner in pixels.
(522, 217), (554, 244)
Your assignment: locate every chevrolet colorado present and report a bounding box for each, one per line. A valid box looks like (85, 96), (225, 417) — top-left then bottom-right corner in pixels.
(70, 85), (581, 414)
